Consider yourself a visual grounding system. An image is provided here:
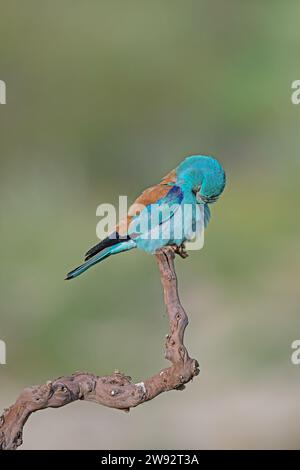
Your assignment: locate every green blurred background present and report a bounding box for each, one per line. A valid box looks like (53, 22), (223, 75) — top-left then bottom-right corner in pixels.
(1, 0), (300, 449)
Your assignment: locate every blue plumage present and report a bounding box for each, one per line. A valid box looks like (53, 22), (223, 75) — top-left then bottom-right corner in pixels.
(66, 155), (226, 279)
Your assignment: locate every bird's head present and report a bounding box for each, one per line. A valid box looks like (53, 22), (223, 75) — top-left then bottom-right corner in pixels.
(176, 155), (226, 204)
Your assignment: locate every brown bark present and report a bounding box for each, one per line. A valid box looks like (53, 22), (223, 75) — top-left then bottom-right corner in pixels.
(0, 248), (199, 450)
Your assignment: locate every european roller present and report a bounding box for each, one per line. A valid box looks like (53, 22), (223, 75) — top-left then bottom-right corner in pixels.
(66, 155), (226, 280)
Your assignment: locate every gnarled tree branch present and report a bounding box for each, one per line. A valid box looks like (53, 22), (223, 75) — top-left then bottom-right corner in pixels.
(0, 248), (199, 450)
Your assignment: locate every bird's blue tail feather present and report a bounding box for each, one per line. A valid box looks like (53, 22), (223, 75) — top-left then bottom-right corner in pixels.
(65, 239), (136, 280)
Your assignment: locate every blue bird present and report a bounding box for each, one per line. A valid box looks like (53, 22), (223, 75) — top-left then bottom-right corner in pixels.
(66, 155), (226, 279)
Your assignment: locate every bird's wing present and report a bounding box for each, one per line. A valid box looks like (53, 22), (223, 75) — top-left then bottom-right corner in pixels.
(116, 171), (177, 236)
(85, 170), (178, 261)
(128, 185), (184, 239)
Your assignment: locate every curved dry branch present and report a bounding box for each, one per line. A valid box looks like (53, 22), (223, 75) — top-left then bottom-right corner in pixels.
(0, 248), (199, 450)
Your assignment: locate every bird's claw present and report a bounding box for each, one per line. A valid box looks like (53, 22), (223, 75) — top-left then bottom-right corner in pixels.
(173, 243), (189, 259)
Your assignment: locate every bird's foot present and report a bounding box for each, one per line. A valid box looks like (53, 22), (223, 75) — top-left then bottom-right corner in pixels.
(173, 243), (189, 259)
